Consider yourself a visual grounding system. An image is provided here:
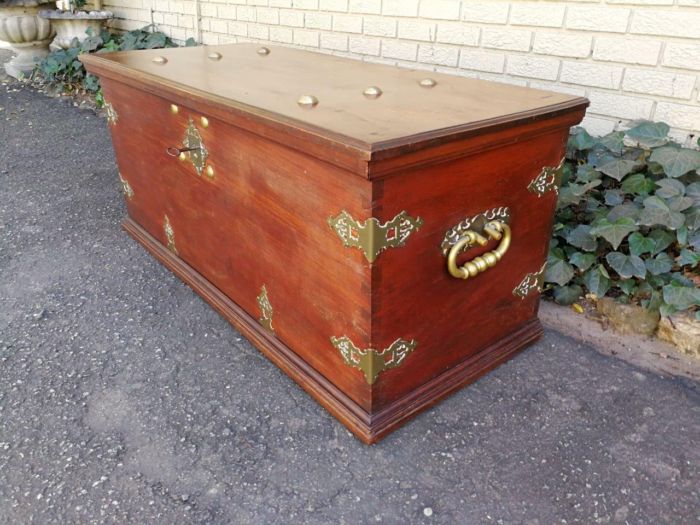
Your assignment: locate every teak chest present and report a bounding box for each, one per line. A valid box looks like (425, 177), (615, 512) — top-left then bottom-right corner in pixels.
(81, 43), (588, 444)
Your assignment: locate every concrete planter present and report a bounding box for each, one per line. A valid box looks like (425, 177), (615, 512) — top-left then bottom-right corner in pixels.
(0, 3), (53, 79)
(38, 9), (112, 50)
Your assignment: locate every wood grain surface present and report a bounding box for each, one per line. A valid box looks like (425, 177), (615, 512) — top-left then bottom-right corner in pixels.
(81, 44), (587, 164)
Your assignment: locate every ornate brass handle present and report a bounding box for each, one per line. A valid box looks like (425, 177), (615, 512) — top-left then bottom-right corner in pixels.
(446, 220), (511, 280)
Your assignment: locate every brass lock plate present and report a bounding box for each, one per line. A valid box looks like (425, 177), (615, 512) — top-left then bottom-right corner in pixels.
(441, 207), (510, 255)
(182, 118), (209, 176)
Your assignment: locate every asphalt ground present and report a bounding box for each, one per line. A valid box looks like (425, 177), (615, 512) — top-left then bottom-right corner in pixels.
(1, 55), (699, 524)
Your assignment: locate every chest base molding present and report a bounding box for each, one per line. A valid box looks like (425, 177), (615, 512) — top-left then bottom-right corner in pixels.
(122, 218), (543, 444)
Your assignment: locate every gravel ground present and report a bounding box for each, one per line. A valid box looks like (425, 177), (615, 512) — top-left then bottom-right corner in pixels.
(1, 55), (699, 524)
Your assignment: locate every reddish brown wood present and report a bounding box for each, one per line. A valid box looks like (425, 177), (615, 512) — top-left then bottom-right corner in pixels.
(81, 44), (588, 444)
(126, 217), (544, 444)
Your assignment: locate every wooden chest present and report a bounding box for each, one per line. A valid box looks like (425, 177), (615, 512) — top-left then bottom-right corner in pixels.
(81, 44), (588, 444)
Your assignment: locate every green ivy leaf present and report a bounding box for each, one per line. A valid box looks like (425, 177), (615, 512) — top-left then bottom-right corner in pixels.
(145, 32), (168, 49)
(570, 252), (597, 271)
(638, 196), (686, 230)
(628, 232), (655, 256)
(604, 189), (624, 206)
(648, 229), (675, 254)
(645, 253), (673, 275)
(607, 202), (642, 222)
(100, 40), (120, 52)
(617, 279), (637, 295)
(678, 248), (699, 268)
(689, 231), (700, 250)
(644, 290), (663, 312)
(598, 159), (638, 181)
(576, 164), (602, 184)
(621, 173), (656, 196)
(649, 146), (700, 178)
(566, 225), (598, 252)
(625, 121), (670, 149)
(659, 302), (678, 317)
(686, 182), (700, 205)
(583, 265), (611, 297)
(662, 282), (700, 310)
(557, 180), (602, 209)
(606, 252), (647, 279)
(597, 131), (625, 153)
(80, 35), (103, 52)
(545, 255), (575, 286)
(670, 272), (694, 287)
(553, 284), (583, 306)
(655, 178), (686, 199)
(686, 207), (700, 231)
(590, 217), (639, 249)
(568, 128), (596, 151)
(575, 164), (601, 183)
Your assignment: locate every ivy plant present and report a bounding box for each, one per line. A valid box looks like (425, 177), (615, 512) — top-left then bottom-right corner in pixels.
(32, 25), (196, 103)
(546, 121), (700, 319)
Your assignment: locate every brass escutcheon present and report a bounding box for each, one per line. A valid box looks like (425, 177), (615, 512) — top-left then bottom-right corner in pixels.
(105, 101), (118, 125)
(528, 158), (565, 197)
(513, 262), (547, 299)
(331, 336), (417, 385)
(257, 285), (274, 334)
(164, 215), (177, 254)
(328, 210), (423, 263)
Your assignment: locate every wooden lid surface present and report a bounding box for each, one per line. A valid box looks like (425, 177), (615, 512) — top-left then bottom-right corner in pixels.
(82, 43), (587, 153)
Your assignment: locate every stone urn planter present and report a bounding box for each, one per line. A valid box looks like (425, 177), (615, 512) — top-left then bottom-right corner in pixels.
(38, 6), (112, 50)
(0, 0), (54, 79)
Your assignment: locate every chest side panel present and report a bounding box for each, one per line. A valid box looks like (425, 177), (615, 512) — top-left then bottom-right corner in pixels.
(368, 120), (573, 410)
(102, 79), (374, 410)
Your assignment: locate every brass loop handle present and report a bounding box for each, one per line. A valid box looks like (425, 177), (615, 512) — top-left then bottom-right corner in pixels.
(166, 146), (200, 157)
(446, 220), (511, 280)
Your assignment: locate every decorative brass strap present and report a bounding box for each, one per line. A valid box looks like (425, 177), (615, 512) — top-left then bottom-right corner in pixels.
(118, 173), (133, 200)
(163, 215), (177, 255)
(441, 207), (510, 255)
(328, 210), (423, 263)
(446, 220), (511, 280)
(528, 158), (565, 197)
(105, 101), (118, 125)
(512, 262), (547, 299)
(330, 336), (417, 385)
(257, 285), (274, 334)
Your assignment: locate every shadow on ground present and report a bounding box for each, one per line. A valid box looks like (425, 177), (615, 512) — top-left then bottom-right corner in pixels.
(1, 61), (698, 524)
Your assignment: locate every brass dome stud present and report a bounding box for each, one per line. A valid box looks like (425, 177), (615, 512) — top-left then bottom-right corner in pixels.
(170, 104), (179, 115)
(297, 95), (319, 108)
(208, 51), (223, 61)
(201, 116), (209, 128)
(152, 56), (168, 65)
(257, 47), (271, 56)
(363, 86), (383, 99)
(419, 78), (437, 88)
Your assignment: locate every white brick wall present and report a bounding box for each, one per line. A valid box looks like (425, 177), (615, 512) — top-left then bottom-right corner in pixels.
(103, 0), (700, 138)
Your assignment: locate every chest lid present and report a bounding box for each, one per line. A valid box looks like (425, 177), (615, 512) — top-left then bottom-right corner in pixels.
(82, 43), (587, 166)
